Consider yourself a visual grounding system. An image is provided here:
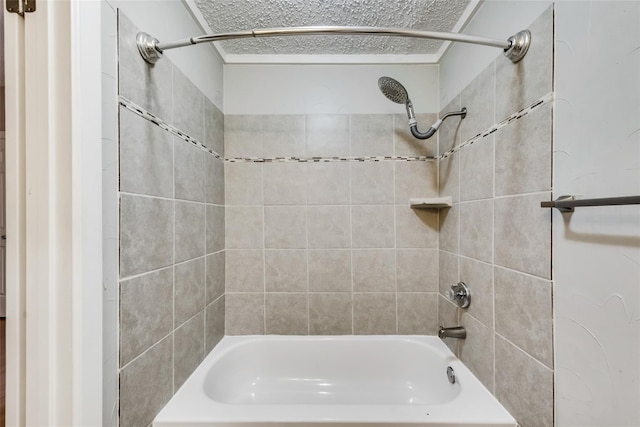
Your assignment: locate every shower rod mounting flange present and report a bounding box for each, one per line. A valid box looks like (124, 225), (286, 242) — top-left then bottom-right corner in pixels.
(135, 26), (532, 65)
(503, 30), (531, 63)
(137, 32), (163, 64)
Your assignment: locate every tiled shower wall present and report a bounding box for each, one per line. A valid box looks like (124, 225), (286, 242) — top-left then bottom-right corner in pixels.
(116, 13), (225, 427)
(437, 7), (554, 427)
(224, 113), (446, 335)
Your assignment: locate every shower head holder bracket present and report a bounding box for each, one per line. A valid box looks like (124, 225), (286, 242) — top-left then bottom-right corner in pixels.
(137, 32), (163, 64)
(503, 30), (531, 63)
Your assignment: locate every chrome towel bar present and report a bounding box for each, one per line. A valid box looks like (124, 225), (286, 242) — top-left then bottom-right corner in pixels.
(541, 195), (640, 212)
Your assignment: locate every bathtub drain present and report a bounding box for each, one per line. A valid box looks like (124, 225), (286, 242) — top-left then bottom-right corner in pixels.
(446, 366), (456, 384)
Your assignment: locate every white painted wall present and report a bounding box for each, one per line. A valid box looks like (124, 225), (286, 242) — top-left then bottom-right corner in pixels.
(224, 64), (438, 115)
(553, 2), (640, 426)
(107, 0), (224, 109)
(439, 0), (552, 107)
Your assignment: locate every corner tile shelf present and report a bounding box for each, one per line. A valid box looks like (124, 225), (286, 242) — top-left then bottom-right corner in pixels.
(410, 196), (453, 209)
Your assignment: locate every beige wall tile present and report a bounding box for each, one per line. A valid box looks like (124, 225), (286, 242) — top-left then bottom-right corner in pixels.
(396, 206), (438, 249)
(439, 155), (460, 203)
(205, 155), (225, 205)
(264, 206), (307, 249)
(353, 293), (396, 335)
(397, 293), (438, 335)
(263, 163), (307, 205)
(205, 296), (225, 353)
(119, 268), (173, 367)
(495, 103), (552, 196)
(495, 335), (554, 427)
(205, 252), (225, 304)
(265, 250), (308, 292)
(206, 204), (225, 254)
(265, 293), (308, 335)
(174, 258), (206, 327)
(224, 115), (263, 158)
(350, 162), (394, 205)
(396, 249), (438, 292)
(119, 336), (173, 427)
(460, 257), (494, 328)
(308, 250), (352, 292)
(306, 115), (350, 157)
(226, 293), (265, 335)
(174, 312), (204, 390)
(460, 61), (495, 142)
(350, 114), (393, 156)
(459, 200), (493, 263)
(438, 204), (458, 253)
(204, 98), (224, 156)
(459, 313), (494, 392)
(225, 206), (263, 249)
(495, 266), (553, 368)
(262, 115), (305, 157)
(309, 293), (353, 335)
(173, 66), (205, 143)
(175, 201), (206, 263)
(494, 193), (551, 279)
(394, 161), (438, 204)
(460, 137), (494, 202)
(224, 162), (263, 206)
(225, 250), (264, 292)
(119, 107), (174, 199)
(352, 249), (396, 292)
(352, 205), (394, 248)
(307, 162), (350, 205)
(439, 250), (459, 296)
(307, 206), (351, 249)
(120, 195), (174, 278)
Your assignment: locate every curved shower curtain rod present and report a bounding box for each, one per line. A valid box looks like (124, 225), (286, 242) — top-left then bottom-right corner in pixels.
(136, 26), (531, 64)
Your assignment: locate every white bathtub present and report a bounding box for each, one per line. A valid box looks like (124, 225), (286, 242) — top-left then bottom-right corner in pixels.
(154, 336), (516, 427)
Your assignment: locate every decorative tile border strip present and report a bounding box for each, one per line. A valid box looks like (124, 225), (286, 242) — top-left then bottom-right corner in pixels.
(120, 92), (553, 164)
(119, 96), (223, 160)
(226, 155), (438, 163)
(440, 92), (554, 160)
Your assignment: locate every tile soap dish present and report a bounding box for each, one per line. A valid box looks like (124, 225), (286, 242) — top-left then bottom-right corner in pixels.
(409, 196), (453, 209)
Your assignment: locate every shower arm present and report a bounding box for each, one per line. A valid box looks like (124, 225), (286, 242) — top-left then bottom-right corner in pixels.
(136, 26), (531, 64)
(406, 101), (467, 140)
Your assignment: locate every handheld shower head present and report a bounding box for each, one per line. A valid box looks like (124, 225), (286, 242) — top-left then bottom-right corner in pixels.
(378, 76), (409, 105)
(378, 76), (417, 126)
(377, 75), (466, 140)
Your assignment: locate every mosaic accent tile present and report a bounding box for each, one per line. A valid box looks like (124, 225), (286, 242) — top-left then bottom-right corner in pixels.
(120, 93), (553, 165)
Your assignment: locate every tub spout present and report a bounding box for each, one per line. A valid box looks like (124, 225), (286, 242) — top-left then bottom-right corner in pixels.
(438, 326), (466, 339)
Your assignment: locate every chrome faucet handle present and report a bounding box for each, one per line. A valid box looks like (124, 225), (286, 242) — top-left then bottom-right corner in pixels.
(447, 282), (471, 308)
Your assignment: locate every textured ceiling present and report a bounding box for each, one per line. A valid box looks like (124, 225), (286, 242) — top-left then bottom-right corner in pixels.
(193, 0), (472, 56)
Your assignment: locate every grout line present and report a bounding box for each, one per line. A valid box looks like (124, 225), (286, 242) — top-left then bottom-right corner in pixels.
(491, 59), (498, 392)
(261, 162), (267, 335)
(305, 171), (310, 336)
(393, 160), (398, 335)
(349, 160), (354, 335)
(171, 82), (176, 392)
(495, 331), (554, 373)
(119, 330), (174, 372)
(119, 255), (209, 283)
